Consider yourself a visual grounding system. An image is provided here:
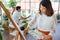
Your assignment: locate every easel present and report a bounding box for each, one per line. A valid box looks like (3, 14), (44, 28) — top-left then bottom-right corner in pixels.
(0, 1), (25, 40)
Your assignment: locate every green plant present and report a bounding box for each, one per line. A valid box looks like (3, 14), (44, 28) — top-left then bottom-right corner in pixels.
(22, 19), (29, 28)
(0, 14), (2, 16)
(2, 15), (9, 29)
(0, 20), (2, 25)
(0, 33), (2, 40)
(0, 30), (3, 40)
(8, 0), (16, 8)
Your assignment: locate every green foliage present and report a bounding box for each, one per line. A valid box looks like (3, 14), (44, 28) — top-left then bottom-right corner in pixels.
(0, 30), (3, 40)
(22, 19), (28, 23)
(0, 33), (2, 40)
(22, 19), (29, 28)
(0, 20), (2, 25)
(8, 0), (16, 8)
(0, 14), (2, 16)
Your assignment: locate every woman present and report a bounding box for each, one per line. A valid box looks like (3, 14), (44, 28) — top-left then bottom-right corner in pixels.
(24, 0), (57, 40)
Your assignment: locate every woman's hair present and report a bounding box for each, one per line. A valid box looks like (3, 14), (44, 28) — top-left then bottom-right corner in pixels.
(39, 0), (54, 16)
(16, 6), (21, 10)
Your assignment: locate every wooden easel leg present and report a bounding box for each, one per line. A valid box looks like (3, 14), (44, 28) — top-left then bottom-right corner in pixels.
(15, 31), (19, 40)
(19, 33), (24, 40)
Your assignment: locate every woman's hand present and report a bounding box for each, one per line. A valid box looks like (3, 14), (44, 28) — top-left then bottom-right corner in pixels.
(37, 35), (52, 40)
(38, 30), (50, 35)
(43, 35), (52, 40)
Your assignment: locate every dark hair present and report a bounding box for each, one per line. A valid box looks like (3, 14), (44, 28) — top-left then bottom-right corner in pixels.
(16, 6), (21, 10)
(39, 0), (54, 16)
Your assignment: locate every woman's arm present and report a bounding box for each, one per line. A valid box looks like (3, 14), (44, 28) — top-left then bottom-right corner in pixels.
(49, 14), (57, 36)
(27, 14), (37, 30)
(53, 14), (57, 33)
(11, 7), (15, 15)
(24, 14), (37, 36)
(20, 15), (31, 20)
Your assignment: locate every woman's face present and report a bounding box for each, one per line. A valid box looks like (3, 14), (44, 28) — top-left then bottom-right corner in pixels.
(40, 4), (47, 14)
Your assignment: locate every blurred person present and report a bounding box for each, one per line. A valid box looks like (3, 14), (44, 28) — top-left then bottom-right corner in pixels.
(24, 0), (57, 40)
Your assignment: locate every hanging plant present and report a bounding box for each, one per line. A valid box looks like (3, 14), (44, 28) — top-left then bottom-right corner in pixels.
(8, 0), (16, 8)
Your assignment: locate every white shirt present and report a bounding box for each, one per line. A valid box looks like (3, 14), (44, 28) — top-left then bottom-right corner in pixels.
(12, 10), (21, 24)
(37, 13), (55, 31)
(28, 13), (57, 39)
(9, 10), (26, 28)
